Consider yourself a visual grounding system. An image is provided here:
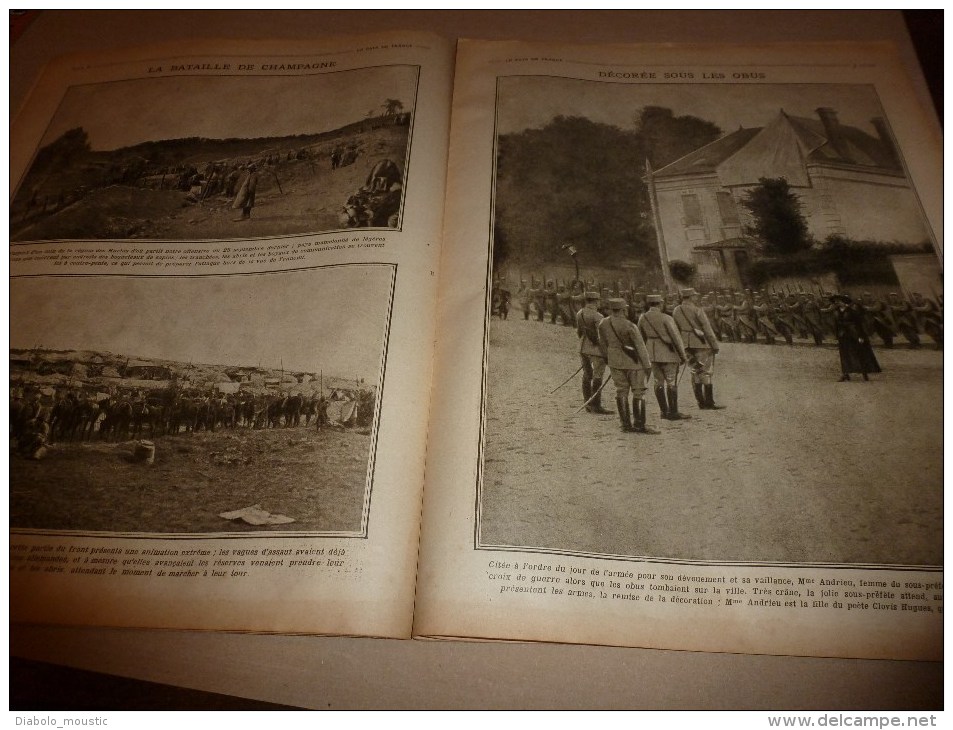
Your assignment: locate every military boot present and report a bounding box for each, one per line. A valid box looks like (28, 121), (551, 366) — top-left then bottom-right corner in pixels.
(590, 378), (612, 414)
(582, 378), (593, 413)
(616, 395), (633, 432)
(703, 384), (725, 410)
(667, 385), (692, 420)
(693, 382), (707, 409)
(654, 385), (669, 419)
(632, 398), (660, 435)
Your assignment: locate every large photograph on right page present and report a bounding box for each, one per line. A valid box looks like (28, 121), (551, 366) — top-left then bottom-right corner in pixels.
(478, 77), (941, 567)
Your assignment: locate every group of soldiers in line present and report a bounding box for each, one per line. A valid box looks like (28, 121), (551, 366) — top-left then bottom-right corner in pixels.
(496, 279), (943, 351)
(10, 384), (375, 459)
(575, 287), (724, 435)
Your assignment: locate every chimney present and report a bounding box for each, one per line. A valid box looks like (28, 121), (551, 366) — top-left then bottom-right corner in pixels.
(870, 116), (901, 168)
(815, 107), (851, 161)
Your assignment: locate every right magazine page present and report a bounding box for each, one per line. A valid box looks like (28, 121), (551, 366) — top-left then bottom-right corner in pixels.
(416, 40), (942, 659)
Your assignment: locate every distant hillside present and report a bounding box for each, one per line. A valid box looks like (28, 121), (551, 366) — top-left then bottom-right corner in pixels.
(12, 113), (409, 211)
(10, 348), (369, 396)
(12, 122), (409, 241)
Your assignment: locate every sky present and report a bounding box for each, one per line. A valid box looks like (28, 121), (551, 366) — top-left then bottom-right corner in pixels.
(10, 266), (392, 383)
(42, 65), (417, 151)
(496, 78), (888, 139)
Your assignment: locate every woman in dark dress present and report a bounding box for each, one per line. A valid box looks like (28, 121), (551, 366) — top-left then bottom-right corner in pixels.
(831, 294), (882, 381)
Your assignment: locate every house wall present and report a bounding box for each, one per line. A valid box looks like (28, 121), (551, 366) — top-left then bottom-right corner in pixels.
(654, 174), (746, 263)
(804, 166), (931, 244)
(655, 167), (930, 272)
(889, 253), (942, 299)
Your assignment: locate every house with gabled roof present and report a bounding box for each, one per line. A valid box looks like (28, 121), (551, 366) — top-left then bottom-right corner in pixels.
(647, 107), (930, 288)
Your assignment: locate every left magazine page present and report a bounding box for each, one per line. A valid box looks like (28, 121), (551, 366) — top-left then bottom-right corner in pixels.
(9, 33), (453, 638)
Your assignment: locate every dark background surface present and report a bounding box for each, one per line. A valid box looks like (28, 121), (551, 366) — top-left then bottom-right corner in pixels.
(10, 10), (942, 711)
(903, 10), (942, 121)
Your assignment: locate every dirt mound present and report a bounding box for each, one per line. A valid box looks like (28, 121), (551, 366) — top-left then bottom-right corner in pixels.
(14, 186), (187, 240)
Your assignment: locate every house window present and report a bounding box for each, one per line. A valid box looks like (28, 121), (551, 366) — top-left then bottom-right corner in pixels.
(716, 191), (740, 225)
(681, 194), (703, 226)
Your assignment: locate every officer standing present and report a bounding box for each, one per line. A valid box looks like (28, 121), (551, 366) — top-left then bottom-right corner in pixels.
(638, 294), (691, 421)
(576, 291), (612, 415)
(598, 298), (657, 434)
(673, 288), (725, 411)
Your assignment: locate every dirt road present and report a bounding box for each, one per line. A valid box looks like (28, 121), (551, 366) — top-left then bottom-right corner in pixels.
(479, 317), (942, 566)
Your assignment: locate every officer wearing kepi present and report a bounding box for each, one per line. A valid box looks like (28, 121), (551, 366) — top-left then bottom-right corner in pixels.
(598, 297), (657, 434)
(575, 290), (612, 415)
(673, 287), (725, 410)
(639, 294), (691, 421)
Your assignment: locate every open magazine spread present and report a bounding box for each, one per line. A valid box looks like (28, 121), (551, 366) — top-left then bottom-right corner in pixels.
(10, 36), (942, 659)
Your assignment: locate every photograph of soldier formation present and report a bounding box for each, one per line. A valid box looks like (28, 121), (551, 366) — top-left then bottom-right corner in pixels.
(11, 67), (415, 242)
(480, 78), (941, 566)
(10, 266), (391, 535)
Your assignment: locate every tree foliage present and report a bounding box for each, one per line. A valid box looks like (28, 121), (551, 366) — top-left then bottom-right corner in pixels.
(741, 177), (812, 256)
(34, 127), (91, 171)
(495, 116), (653, 270)
(381, 98), (404, 117)
(493, 110), (722, 272)
(669, 259), (697, 284)
(745, 236), (932, 288)
(634, 106), (723, 168)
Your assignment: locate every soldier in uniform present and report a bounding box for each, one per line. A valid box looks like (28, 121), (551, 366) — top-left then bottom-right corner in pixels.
(860, 292), (895, 348)
(887, 292), (921, 348)
(491, 280), (511, 320)
(673, 288), (725, 411)
(663, 292), (678, 317)
(772, 293), (796, 346)
(575, 291), (612, 415)
(628, 291), (647, 325)
(231, 163), (259, 221)
(715, 294), (737, 342)
(569, 281), (586, 319)
(701, 293), (717, 331)
(800, 292), (826, 346)
(530, 280), (545, 322)
(817, 293), (838, 338)
(598, 298), (657, 434)
(544, 281), (559, 324)
(733, 292), (757, 343)
(752, 293), (779, 344)
(638, 294), (691, 421)
(556, 284), (574, 327)
(517, 280), (531, 320)
(911, 292), (943, 350)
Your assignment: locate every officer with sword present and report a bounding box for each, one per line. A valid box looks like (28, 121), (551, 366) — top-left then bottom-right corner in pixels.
(673, 288), (725, 411)
(598, 298), (657, 434)
(575, 290), (612, 415)
(638, 294), (691, 421)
